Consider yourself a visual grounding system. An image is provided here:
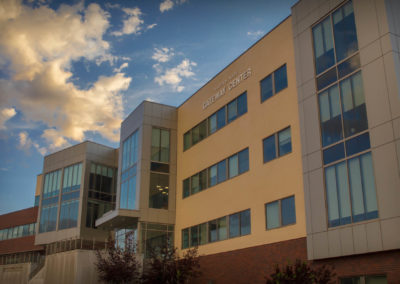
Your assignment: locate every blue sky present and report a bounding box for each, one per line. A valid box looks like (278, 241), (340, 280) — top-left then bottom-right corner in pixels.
(0, 0), (296, 214)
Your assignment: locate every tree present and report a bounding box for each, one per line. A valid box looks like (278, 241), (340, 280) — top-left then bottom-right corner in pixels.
(266, 259), (335, 284)
(95, 237), (141, 284)
(141, 244), (201, 284)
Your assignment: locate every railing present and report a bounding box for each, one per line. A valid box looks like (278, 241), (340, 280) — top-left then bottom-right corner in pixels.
(28, 255), (45, 280)
(45, 238), (108, 255)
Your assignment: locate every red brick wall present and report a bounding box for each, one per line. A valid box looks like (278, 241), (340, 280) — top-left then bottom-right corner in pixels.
(0, 235), (43, 255)
(0, 207), (38, 229)
(193, 237), (400, 284)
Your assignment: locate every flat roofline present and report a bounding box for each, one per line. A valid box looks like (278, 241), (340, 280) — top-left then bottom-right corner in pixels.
(178, 15), (292, 108)
(0, 206), (36, 218)
(43, 140), (117, 159)
(123, 100), (177, 125)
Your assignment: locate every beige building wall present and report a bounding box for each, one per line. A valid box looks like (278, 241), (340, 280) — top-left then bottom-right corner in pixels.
(175, 17), (306, 256)
(292, 0), (400, 260)
(0, 263), (31, 284)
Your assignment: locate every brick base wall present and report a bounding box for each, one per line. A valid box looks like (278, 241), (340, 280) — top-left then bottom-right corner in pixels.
(193, 237), (400, 284)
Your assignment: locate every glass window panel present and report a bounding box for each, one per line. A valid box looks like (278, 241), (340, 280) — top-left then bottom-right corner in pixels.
(190, 226), (198, 247)
(333, 1), (358, 62)
(348, 157), (366, 221)
(184, 131), (191, 151)
(127, 176), (136, 209)
(313, 17), (335, 74)
(325, 165), (340, 226)
(338, 54), (360, 78)
(216, 107), (226, 129)
(199, 223), (207, 245)
(198, 120), (207, 143)
(77, 164), (82, 186)
(340, 74), (368, 138)
(278, 128), (292, 156)
(217, 160), (226, 183)
(263, 135), (276, 163)
(149, 173), (169, 209)
(73, 165), (79, 186)
(345, 132), (370, 157)
(217, 217), (227, 241)
(240, 209), (251, 235)
(336, 162), (351, 225)
(274, 64), (288, 93)
(228, 154), (238, 178)
(183, 178), (190, 198)
(229, 213), (240, 238)
(160, 129), (170, 163)
(317, 67), (337, 91)
(192, 125), (200, 145)
(261, 74), (273, 102)
(191, 173), (200, 194)
(323, 142), (345, 165)
(209, 165), (217, 187)
(238, 148), (249, 174)
(237, 92), (247, 116)
(208, 114), (217, 135)
(68, 166), (73, 187)
(199, 169), (207, 191)
(151, 128), (161, 161)
(360, 153), (378, 217)
(319, 85), (343, 147)
(63, 168), (69, 188)
(182, 229), (189, 249)
(266, 201), (280, 229)
(208, 220), (217, 243)
(227, 99), (238, 123)
(120, 181), (128, 209)
(281, 196), (296, 226)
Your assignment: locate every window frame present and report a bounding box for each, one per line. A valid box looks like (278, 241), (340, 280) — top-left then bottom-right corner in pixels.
(265, 196), (296, 230)
(262, 127), (292, 164)
(260, 63), (288, 103)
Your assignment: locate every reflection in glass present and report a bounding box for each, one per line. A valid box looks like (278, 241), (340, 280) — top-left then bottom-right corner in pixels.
(263, 135), (276, 163)
(278, 128), (292, 156)
(266, 201), (279, 229)
(274, 64), (288, 93)
(149, 173), (169, 209)
(261, 74), (273, 102)
(313, 17), (335, 74)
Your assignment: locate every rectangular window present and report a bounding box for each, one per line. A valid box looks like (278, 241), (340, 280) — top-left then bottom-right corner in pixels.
(149, 173), (169, 209)
(325, 152), (378, 227)
(151, 128), (170, 162)
(340, 275), (387, 284)
(260, 64), (288, 102)
(265, 196), (296, 230)
(263, 127), (291, 163)
(182, 209), (250, 249)
(183, 148), (249, 198)
(184, 92), (247, 150)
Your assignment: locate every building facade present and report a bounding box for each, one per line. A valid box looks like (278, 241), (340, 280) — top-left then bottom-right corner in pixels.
(1, 0), (400, 283)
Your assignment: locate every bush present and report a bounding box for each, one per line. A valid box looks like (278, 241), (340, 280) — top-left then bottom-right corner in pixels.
(95, 238), (141, 284)
(266, 259), (335, 284)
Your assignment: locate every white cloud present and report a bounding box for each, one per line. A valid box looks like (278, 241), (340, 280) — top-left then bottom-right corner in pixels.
(152, 47), (174, 63)
(0, 107), (16, 130)
(146, 23), (157, 30)
(0, 0), (132, 153)
(247, 30), (264, 38)
(113, 62), (129, 73)
(154, 59), (196, 92)
(160, 0), (174, 13)
(18, 131), (47, 155)
(112, 7), (144, 36)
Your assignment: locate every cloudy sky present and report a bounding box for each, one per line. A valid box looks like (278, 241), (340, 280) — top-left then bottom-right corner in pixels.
(0, 0), (296, 214)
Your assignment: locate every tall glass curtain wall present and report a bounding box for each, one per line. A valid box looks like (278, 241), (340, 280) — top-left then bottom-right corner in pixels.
(140, 222), (174, 258)
(39, 169), (61, 233)
(149, 128), (170, 209)
(312, 0), (378, 227)
(87, 163), (116, 228)
(59, 163), (82, 229)
(120, 131), (138, 209)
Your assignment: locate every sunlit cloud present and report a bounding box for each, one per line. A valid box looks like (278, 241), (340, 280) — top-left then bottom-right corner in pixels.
(0, 0), (132, 153)
(152, 47), (174, 63)
(112, 7), (144, 36)
(18, 131), (47, 155)
(113, 62), (129, 73)
(146, 23), (157, 30)
(160, 0), (174, 13)
(154, 59), (196, 92)
(0, 107), (16, 130)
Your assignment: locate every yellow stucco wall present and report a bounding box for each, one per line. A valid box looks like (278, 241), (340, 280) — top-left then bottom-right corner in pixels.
(175, 16), (306, 256)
